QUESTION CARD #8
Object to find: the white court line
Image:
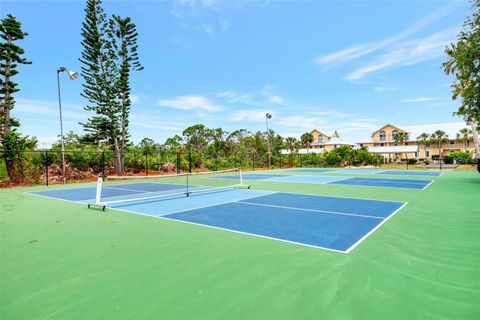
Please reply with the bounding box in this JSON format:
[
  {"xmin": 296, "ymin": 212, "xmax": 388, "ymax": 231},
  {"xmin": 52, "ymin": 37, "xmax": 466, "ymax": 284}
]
[
  {"xmin": 346, "ymin": 178, "xmax": 431, "ymax": 185},
  {"xmin": 27, "ymin": 190, "xmax": 335, "ymax": 254},
  {"xmin": 28, "ymin": 188, "xmax": 345, "ymax": 253},
  {"xmin": 422, "ymin": 180, "xmax": 435, "ymax": 190},
  {"xmin": 236, "ymin": 201, "xmax": 384, "ymax": 220},
  {"xmin": 345, "ymin": 202, "xmax": 408, "ymax": 253},
  {"xmin": 103, "ymin": 186, "xmax": 150, "ymax": 193},
  {"xmin": 109, "ymin": 206, "xmax": 347, "ymax": 254},
  {"xmin": 114, "ymin": 190, "xmax": 274, "ymax": 217},
  {"xmin": 248, "ymin": 187, "xmax": 406, "ymax": 204},
  {"xmin": 25, "ymin": 189, "xmax": 406, "ymax": 253},
  {"xmin": 25, "ymin": 192, "xmax": 86, "ymax": 206},
  {"xmin": 330, "ymin": 180, "xmax": 430, "ymax": 190}
]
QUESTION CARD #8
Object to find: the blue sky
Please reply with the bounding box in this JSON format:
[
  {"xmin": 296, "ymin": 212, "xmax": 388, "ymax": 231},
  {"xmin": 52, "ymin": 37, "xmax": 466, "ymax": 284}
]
[{"xmin": 2, "ymin": 0, "xmax": 471, "ymax": 147}]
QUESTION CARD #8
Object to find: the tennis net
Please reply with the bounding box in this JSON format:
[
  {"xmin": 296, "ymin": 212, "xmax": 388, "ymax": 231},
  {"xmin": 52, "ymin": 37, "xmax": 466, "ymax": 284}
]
[{"xmin": 88, "ymin": 168, "xmax": 249, "ymax": 210}]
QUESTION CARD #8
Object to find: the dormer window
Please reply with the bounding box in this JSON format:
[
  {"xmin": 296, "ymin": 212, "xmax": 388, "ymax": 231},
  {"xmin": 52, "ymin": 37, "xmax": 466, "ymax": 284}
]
[
  {"xmin": 379, "ymin": 131, "xmax": 386, "ymax": 141},
  {"xmin": 317, "ymin": 136, "xmax": 323, "ymax": 143}
]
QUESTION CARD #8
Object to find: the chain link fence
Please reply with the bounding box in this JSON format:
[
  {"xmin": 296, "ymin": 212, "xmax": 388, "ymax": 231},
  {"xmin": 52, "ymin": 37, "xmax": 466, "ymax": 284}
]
[{"xmin": 1, "ymin": 149, "xmax": 317, "ymax": 186}]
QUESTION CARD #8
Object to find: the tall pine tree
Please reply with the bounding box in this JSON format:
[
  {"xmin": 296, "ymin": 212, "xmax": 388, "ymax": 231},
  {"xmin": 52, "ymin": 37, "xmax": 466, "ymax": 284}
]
[
  {"xmin": 79, "ymin": 1, "xmax": 143, "ymax": 173},
  {"xmin": 0, "ymin": 14, "xmax": 36, "ymax": 183},
  {"xmin": 109, "ymin": 15, "xmax": 143, "ymax": 173},
  {"xmin": 0, "ymin": 14, "xmax": 31, "ymax": 135},
  {"xmin": 79, "ymin": 0, "xmax": 122, "ymax": 173}
]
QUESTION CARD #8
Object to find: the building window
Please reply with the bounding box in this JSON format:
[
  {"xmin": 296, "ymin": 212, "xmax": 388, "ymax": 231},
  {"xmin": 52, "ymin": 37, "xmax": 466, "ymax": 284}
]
[
  {"xmin": 317, "ymin": 136, "xmax": 323, "ymax": 144},
  {"xmin": 404, "ymin": 142, "xmax": 408, "ymax": 146},
  {"xmin": 392, "ymin": 130, "xmax": 398, "ymax": 141},
  {"xmin": 426, "ymin": 143, "xmax": 431, "ymax": 147},
  {"xmin": 426, "ymin": 151, "xmax": 430, "ymax": 157},
  {"xmin": 467, "ymin": 141, "xmax": 470, "ymax": 146},
  {"xmin": 379, "ymin": 131, "xmax": 386, "ymax": 141},
  {"xmin": 380, "ymin": 143, "xmax": 384, "ymax": 146},
  {"xmin": 359, "ymin": 143, "xmax": 363, "ymax": 147},
  {"xmin": 414, "ymin": 152, "xmax": 418, "ymax": 158},
  {"xmin": 450, "ymin": 140, "xmax": 455, "ymax": 145}
]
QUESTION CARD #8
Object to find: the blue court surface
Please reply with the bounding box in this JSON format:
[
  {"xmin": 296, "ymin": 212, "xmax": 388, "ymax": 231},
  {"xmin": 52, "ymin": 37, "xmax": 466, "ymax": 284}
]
[
  {"xmin": 291, "ymin": 168, "xmax": 442, "ymax": 177},
  {"xmin": 217, "ymin": 173, "xmax": 433, "ymax": 189},
  {"xmin": 28, "ymin": 185, "xmax": 406, "ymax": 253}
]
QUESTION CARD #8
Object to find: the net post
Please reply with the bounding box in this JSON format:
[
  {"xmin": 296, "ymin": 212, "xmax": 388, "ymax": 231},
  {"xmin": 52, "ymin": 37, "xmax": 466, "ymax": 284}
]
[
  {"xmin": 239, "ymin": 168, "xmax": 243, "ymax": 186},
  {"xmin": 186, "ymin": 172, "xmax": 190, "ymax": 196},
  {"xmin": 95, "ymin": 174, "xmax": 103, "ymax": 205}
]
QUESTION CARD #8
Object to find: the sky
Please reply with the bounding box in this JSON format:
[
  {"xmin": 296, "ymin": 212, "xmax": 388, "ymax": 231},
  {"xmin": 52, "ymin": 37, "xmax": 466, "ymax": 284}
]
[{"xmin": 1, "ymin": 0, "xmax": 472, "ymax": 147}]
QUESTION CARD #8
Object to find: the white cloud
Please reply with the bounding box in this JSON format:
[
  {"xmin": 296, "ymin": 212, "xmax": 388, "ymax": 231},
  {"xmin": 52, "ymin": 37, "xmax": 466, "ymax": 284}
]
[
  {"xmin": 157, "ymin": 95, "xmax": 223, "ymax": 112},
  {"xmin": 307, "ymin": 111, "xmax": 349, "ymax": 118},
  {"xmin": 403, "ymin": 97, "xmax": 438, "ymax": 103},
  {"xmin": 13, "ymin": 99, "xmax": 87, "ymax": 121},
  {"xmin": 316, "ymin": 44, "xmax": 376, "ymax": 66},
  {"xmin": 199, "ymin": 23, "xmax": 214, "ymax": 35},
  {"xmin": 130, "ymin": 112, "xmax": 186, "ymax": 131},
  {"xmin": 267, "ymin": 95, "xmax": 284, "ymax": 104},
  {"xmin": 230, "ymin": 109, "xmax": 273, "ymax": 122},
  {"xmin": 36, "ymin": 136, "xmax": 59, "ymax": 148},
  {"xmin": 346, "ymin": 28, "xmax": 457, "ymax": 81},
  {"xmin": 216, "ymin": 90, "xmax": 258, "ymax": 105},
  {"xmin": 374, "ymin": 86, "xmax": 398, "ymax": 92},
  {"xmin": 315, "ymin": 2, "xmax": 460, "ymax": 66},
  {"xmin": 261, "ymin": 85, "xmax": 286, "ymax": 105},
  {"xmin": 130, "ymin": 94, "xmax": 141, "ymax": 104},
  {"xmin": 276, "ymin": 115, "xmax": 329, "ymax": 130}
]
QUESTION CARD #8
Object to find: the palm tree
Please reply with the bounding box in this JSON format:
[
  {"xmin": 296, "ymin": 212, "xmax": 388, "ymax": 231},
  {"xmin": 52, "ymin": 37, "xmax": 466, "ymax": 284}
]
[
  {"xmin": 300, "ymin": 132, "xmax": 314, "ymax": 152},
  {"xmin": 430, "ymin": 130, "xmax": 449, "ymax": 163},
  {"xmin": 285, "ymin": 137, "xmax": 299, "ymax": 166},
  {"xmin": 456, "ymin": 128, "xmax": 472, "ymax": 152},
  {"xmin": 394, "ymin": 131, "xmax": 410, "ymax": 163},
  {"xmin": 416, "ymin": 133, "xmax": 430, "ymax": 159}
]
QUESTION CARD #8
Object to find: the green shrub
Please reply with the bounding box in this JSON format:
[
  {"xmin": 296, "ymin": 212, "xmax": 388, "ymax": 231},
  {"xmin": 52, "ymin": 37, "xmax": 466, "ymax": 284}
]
[
  {"xmin": 407, "ymin": 158, "xmax": 417, "ymax": 165},
  {"xmin": 324, "ymin": 152, "xmax": 341, "ymax": 166},
  {"xmin": 443, "ymin": 155, "xmax": 454, "ymax": 164},
  {"xmin": 448, "ymin": 151, "xmax": 472, "ymax": 163}
]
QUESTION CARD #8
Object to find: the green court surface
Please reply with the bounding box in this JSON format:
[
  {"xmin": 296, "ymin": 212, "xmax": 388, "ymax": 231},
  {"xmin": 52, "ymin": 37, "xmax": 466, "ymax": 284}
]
[{"xmin": 1, "ymin": 170, "xmax": 479, "ymax": 319}]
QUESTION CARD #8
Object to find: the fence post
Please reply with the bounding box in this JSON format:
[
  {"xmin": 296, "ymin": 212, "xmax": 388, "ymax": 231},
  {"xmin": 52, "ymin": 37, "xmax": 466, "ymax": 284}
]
[
  {"xmin": 145, "ymin": 151, "xmax": 149, "ymax": 177},
  {"xmin": 45, "ymin": 150, "xmax": 49, "ymax": 186},
  {"xmin": 176, "ymin": 152, "xmax": 180, "ymax": 174},
  {"xmin": 188, "ymin": 151, "xmax": 192, "ymax": 173},
  {"xmin": 101, "ymin": 151, "xmax": 105, "ymax": 177}
]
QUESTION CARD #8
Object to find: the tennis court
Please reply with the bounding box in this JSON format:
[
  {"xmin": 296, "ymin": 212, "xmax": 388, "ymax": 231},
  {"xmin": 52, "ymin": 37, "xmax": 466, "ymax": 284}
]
[
  {"xmin": 291, "ymin": 168, "xmax": 443, "ymax": 176},
  {"xmin": 28, "ymin": 170, "xmax": 406, "ymax": 253},
  {"xmin": 4, "ymin": 170, "xmax": 478, "ymax": 320},
  {"xmin": 216, "ymin": 173, "xmax": 433, "ymax": 189}
]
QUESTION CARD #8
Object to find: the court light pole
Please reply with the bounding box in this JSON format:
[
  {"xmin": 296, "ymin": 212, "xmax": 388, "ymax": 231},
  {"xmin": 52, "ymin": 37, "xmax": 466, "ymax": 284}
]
[
  {"xmin": 265, "ymin": 113, "xmax": 272, "ymax": 169},
  {"xmin": 57, "ymin": 67, "xmax": 78, "ymax": 184}
]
